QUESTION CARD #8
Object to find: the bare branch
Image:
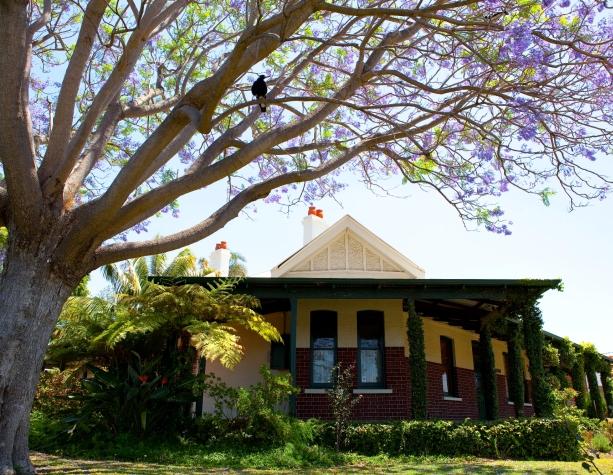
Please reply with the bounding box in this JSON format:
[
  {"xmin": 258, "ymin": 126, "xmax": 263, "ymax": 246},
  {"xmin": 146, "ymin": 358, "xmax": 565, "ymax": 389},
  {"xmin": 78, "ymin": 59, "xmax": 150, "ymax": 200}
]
[
  {"xmin": 38, "ymin": 0, "xmax": 108, "ymax": 191},
  {"xmin": 28, "ymin": 0, "xmax": 52, "ymax": 36},
  {"xmin": 0, "ymin": 1, "xmax": 43, "ymax": 232},
  {"xmin": 92, "ymin": 144, "xmax": 366, "ymax": 267}
]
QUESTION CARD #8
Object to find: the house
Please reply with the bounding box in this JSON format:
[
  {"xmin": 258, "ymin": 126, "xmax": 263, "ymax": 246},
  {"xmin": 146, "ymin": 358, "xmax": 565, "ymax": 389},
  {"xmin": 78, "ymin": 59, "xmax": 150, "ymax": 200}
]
[{"xmin": 186, "ymin": 208, "xmax": 562, "ymax": 420}]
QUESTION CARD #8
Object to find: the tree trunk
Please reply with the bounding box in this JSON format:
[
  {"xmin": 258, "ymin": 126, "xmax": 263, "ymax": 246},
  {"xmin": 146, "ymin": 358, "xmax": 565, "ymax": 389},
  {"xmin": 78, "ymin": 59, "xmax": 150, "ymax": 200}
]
[{"xmin": 0, "ymin": 246, "xmax": 74, "ymax": 475}]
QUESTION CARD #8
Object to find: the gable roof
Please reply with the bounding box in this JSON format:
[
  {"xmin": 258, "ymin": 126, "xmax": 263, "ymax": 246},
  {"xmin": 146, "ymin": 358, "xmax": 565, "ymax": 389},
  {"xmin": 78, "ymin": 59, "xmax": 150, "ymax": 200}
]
[{"xmin": 271, "ymin": 215, "xmax": 425, "ymax": 278}]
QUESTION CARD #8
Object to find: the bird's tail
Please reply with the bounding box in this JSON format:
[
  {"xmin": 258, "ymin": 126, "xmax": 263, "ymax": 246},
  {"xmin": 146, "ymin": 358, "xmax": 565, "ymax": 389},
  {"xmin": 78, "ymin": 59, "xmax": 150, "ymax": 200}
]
[{"xmin": 258, "ymin": 96, "xmax": 266, "ymax": 112}]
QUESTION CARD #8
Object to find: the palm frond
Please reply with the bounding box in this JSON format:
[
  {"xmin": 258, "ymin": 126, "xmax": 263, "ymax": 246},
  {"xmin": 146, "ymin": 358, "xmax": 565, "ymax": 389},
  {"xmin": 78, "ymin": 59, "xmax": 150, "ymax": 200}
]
[
  {"xmin": 148, "ymin": 252, "xmax": 167, "ymax": 276},
  {"xmin": 164, "ymin": 248, "xmax": 197, "ymax": 277}
]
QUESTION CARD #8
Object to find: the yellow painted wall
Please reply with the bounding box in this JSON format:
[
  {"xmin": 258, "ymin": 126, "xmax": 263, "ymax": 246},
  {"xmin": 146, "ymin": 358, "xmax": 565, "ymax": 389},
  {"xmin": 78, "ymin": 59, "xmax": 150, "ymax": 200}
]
[
  {"xmin": 296, "ymin": 299, "xmax": 406, "ymax": 348},
  {"xmin": 203, "ymin": 312, "xmax": 286, "ymax": 387},
  {"xmin": 423, "ymin": 317, "xmax": 477, "ymax": 370}
]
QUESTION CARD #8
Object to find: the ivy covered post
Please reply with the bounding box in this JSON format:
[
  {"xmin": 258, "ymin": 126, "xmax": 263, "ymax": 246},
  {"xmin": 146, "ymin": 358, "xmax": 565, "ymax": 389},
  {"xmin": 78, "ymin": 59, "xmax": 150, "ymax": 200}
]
[
  {"xmin": 583, "ymin": 344, "xmax": 606, "ymax": 419},
  {"xmin": 521, "ymin": 300, "xmax": 554, "ymax": 417},
  {"xmin": 506, "ymin": 322, "xmax": 525, "ymax": 417},
  {"xmin": 479, "ymin": 324, "xmax": 499, "ymax": 420},
  {"xmin": 559, "ymin": 337, "xmax": 589, "ymax": 411},
  {"xmin": 600, "ymin": 366, "xmax": 613, "ymax": 418},
  {"xmin": 407, "ymin": 298, "xmax": 427, "ymax": 419}
]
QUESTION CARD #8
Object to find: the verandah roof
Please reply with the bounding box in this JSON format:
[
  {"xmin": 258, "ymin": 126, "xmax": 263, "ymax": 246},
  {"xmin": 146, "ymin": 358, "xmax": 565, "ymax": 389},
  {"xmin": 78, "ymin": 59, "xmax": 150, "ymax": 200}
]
[{"xmin": 152, "ymin": 276, "xmax": 561, "ymax": 333}]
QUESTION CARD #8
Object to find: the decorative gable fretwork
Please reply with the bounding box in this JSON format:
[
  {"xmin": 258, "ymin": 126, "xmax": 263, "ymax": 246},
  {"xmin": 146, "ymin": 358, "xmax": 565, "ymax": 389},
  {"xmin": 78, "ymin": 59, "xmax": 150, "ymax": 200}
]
[
  {"xmin": 286, "ymin": 230, "xmax": 405, "ymax": 277},
  {"xmin": 271, "ymin": 214, "xmax": 425, "ymax": 279}
]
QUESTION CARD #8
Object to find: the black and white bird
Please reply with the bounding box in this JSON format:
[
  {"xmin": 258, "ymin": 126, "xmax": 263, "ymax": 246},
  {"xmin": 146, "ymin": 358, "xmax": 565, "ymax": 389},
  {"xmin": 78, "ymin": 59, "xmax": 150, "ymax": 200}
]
[{"xmin": 251, "ymin": 75, "xmax": 267, "ymax": 112}]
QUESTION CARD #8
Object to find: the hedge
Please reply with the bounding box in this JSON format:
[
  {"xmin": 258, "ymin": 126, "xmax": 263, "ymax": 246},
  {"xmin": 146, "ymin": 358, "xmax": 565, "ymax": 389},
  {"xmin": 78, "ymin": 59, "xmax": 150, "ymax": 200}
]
[{"xmin": 314, "ymin": 418, "xmax": 581, "ymax": 461}]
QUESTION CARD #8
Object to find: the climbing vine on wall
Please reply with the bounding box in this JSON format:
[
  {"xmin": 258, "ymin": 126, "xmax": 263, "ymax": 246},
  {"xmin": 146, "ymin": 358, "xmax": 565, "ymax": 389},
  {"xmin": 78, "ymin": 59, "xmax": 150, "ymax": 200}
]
[
  {"xmin": 479, "ymin": 325, "xmax": 499, "ymax": 420},
  {"xmin": 600, "ymin": 366, "xmax": 613, "ymax": 418},
  {"xmin": 521, "ymin": 299, "xmax": 554, "ymax": 417},
  {"xmin": 407, "ymin": 299, "xmax": 427, "ymax": 419},
  {"xmin": 582, "ymin": 343, "xmax": 607, "ymax": 419},
  {"xmin": 506, "ymin": 322, "xmax": 525, "ymax": 417}
]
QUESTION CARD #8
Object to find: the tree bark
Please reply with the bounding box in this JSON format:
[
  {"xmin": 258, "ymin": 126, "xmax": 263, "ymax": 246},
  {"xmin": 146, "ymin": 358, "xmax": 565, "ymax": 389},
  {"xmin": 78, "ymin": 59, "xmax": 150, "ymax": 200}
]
[{"xmin": 0, "ymin": 246, "xmax": 74, "ymax": 475}]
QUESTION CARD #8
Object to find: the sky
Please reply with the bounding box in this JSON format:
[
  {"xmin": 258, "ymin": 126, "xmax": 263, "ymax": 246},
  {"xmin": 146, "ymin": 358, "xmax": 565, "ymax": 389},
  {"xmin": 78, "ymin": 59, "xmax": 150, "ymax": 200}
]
[{"xmin": 89, "ymin": 167, "xmax": 613, "ymax": 355}]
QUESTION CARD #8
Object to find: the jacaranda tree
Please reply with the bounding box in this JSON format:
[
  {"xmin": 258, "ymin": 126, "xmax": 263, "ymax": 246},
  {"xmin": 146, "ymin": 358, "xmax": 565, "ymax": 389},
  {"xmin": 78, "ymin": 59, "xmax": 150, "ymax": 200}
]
[{"xmin": 0, "ymin": 0, "xmax": 611, "ymax": 472}]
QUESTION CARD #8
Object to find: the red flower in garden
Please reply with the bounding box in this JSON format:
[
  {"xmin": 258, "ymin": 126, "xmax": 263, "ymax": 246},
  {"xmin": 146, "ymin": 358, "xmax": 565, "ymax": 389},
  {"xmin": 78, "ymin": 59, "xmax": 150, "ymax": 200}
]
[
  {"xmin": 161, "ymin": 376, "xmax": 168, "ymax": 386},
  {"xmin": 137, "ymin": 374, "xmax": 149, "ymax": 384}
]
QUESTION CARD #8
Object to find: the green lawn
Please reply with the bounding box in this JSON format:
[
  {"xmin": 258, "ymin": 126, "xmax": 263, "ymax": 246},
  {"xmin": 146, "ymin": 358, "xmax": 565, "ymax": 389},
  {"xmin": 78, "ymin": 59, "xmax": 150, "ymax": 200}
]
[{"xmin": 31, "ymin": 452, "xmax": 613, "ymax": 474}]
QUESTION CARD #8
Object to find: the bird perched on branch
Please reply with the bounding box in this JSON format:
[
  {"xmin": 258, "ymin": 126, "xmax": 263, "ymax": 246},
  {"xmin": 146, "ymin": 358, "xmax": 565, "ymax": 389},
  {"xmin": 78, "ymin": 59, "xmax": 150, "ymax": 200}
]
[{"xmin": 251, "ymin": 75, "xmax": 267, "ymax": 112}]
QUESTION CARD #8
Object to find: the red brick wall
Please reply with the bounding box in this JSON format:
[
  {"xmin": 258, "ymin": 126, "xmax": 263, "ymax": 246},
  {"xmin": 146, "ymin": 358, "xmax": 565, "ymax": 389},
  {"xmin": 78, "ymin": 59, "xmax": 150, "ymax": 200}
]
[
  {"xmin": 426, "ymin": 362, "xmax": 480, "ymax": 420},
  {"xmin": 295, "ymin": 348, "xmax": 534, "ymax": 420},
  {"xmin": 296, "ymin": 347, "xmax": 410, "ymax": 420}
]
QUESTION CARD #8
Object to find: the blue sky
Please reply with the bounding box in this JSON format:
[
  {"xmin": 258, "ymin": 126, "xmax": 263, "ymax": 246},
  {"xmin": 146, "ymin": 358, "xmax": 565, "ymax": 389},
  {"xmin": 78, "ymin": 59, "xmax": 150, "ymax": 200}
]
[{"xmin": 90, "ymin": 166, "xmax": 613, "ymax": 354}]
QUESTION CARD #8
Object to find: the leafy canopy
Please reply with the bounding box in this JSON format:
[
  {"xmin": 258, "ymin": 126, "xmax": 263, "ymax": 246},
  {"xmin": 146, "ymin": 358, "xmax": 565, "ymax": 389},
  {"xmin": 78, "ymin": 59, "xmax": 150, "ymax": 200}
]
[{"xmin": 1, "ymin": 0, "xmax": 610, "ymax": 275}]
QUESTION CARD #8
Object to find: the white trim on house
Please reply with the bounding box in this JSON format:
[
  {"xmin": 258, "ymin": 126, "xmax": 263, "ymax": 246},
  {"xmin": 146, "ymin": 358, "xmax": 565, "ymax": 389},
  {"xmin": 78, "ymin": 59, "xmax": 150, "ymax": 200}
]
[
  {"xmin": 353, "ymin": 388, "xmax": 393, "ymax": 394},
  {"xmin": 271, "ymin": 215, "xmax": 425, "ymax": 279}
]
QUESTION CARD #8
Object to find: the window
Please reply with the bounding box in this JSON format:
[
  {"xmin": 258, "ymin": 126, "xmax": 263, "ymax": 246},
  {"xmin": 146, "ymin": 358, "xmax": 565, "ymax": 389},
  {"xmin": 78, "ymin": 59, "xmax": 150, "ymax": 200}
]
[
  {"xmin": 270, "ymin": 333, "xmax": 290, "ymax": 370},
  {"xmin": 440, "ymin": 336, "xmax": 459, "ymax": 397},
  {"xmin": 311, "ymin": 311, "xmax": 337, "ymax": 386},
  {"xmin": 357, "ymin": 311, "xmax": 385, "ymax": 387}
]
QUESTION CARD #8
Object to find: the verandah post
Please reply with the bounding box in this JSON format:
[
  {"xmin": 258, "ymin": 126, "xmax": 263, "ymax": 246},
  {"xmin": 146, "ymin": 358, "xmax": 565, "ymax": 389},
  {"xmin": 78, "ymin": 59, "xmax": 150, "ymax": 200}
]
[
  {"xmin": 407, "ymin": 297, "xmax": 427, "ymax": 419},
  {"xmin": 479, "ymin": 323, "xmax": 499, "ymax": 420},
  {"xmin": 289, "ymin": 296, "xmax": 298, "ymax": 417},
  {"xmin": 522, "ymin": 300, "xmax": 554, "ymax": 417},
  {"xmin": 506, "ymin": 322, "xmax": 525, "ymax": 417}
]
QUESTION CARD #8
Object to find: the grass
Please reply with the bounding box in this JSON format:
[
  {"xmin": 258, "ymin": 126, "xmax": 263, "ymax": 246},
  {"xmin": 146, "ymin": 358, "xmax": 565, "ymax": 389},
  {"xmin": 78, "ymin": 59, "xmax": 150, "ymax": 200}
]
[{"xmin": 30, "ymin": 451, "xmax": 613, "ymax": 474}]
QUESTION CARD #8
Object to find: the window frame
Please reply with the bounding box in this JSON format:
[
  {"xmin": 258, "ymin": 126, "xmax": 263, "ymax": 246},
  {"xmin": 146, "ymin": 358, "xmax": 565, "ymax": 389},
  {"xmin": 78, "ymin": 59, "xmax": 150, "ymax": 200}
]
[
  {"xmin": 356, "ymin": 310, "xmax": 386, "ymax": 389},
  {"xmin": 270, "ymin": 333, "xmax": 290, "ymax": 370},
  {"xmin": 310, "ymin": 310, "xmax": 338, "ymax": 388},
  {"xmin": 440, "ymin": 336, "xmax": 459, "ymax": 398}
]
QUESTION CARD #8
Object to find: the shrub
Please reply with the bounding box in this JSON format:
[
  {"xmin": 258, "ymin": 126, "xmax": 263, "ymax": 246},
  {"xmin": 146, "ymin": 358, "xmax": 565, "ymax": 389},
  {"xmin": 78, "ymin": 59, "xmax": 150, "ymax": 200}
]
[
  {"xmin": 591, "ymin": 433, "xmax": 612, "ymax": 453},
  {"xmin": 33, "ymin": 368, "xmax": 83, "ymax": 417},
  {"xmin": 328, "ymin": 364, "xmax": 361, "ymax": 451},
  {"xmin": 313, "ymin": 418, "xmax": 582, "ymax": 460},
  {"xmin": 195, "ymin": 365, "xmax": 303, "ymax": 447}
]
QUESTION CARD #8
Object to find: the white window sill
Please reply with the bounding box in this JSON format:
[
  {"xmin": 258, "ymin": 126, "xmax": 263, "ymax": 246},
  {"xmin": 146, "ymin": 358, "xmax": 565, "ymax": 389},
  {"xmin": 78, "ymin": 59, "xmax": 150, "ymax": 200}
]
[
  {"xmin": 507, "ymin": 401, "xmax": 533, "ymax": 406},
  {"xmin": 443, "ymin": 396, "xmax": 463, "ymax": 402},
  {"xmin": 304, "ymin": 388, "xmax": 327, "ymax": 394},
  {"xmin": 353, "ymin": 388, "xmax": 393, "ymax": 394}
]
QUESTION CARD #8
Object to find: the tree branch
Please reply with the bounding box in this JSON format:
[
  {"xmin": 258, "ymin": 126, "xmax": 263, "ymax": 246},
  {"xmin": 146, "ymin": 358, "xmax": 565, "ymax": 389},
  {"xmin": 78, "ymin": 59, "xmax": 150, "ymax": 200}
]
[
  {"xmin": 28, "ymin": 0, "xmax": 52, "ymax": 36},
  {"xmin": 38, "ymin": 0, "xmax": 108, "ymax": 192},
  {"xmin": 92, "ymin": 144, "xmax": 366, "ymax": 267},
  {"xmin": 0, "ymin": 1, "xmax": 43, "ymax": 233},
  {"xmin": 69, "ymin": 0, "xmax": 319, "ymax": 243}
]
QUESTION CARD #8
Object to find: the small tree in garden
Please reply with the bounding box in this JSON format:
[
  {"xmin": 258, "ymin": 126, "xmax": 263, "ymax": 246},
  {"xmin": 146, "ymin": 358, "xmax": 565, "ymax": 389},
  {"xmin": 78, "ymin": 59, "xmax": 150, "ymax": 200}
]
[
  {"xmin": 328, "ymin": 364, "xmax": 361, "ymax": 451},
  {"xmin": 1, "ymin": 0, "xmax": 612, "ymax": 470}
]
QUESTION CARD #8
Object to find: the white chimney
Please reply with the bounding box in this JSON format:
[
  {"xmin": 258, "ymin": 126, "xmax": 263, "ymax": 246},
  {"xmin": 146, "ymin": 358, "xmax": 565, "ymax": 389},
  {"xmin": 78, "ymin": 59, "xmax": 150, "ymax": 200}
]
[
  {"xmin": 302, "ymin": 206, "xmax": 327, "ymax": 245},
  {"xmin": 209, "ymin": 241, "xmax": 231, "ymax": 276}
]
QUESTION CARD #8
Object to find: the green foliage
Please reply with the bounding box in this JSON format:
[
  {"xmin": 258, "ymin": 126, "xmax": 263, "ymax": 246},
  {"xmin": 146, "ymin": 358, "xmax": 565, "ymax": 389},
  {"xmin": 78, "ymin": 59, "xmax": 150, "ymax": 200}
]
[
  {"xmin": 582, "ymin": 343, "xmax": 606, "ymax": 419},
  {"xmin": 543, "ymin": 342, "xmax": 561, "ymax": 368},
  {"xmin": 71, "ymin": 275, "xmax": 91, "ymax": 296},
  {"xmin": 407, "ymin": 301, "xmax": 426, "ymax": 419},
  {"xmin": 100, "ymin": 281, "xmax": 279, "ymax": 368},
  {"xmin": 328, "ymin": 364, "xmax": 361, "ymax": 451},
  {"xmin": 228, "ymin": 252, "xmax": 248, "ymax": 277},
  {"xmin": 521, "ymin": 300, "xmax": 554, "ymax": 417},
  {"xmin": 591, "ymin": 433, "xmax": 611, "ymax": 453},
  {"xmin": 33, "ymin": 368, "xmax": 83, "ymax": 417},
  {"xmin": 0, "ymin": 226, "xmax": 7, "ymax": 249},
  {"xmin": 506, "ymin": 324, "xmax": 525, "ymax": 417},
  {"xmin": 552, "ymin": 388, "xmax": 586, "ymax": 420},
  {"xmin": 479, "ymin": 326, "xmax": 499, "ymax": 420},
  {"xmin": 314, "ymin": 418, "xmax": 582, "ymax": 460},
  {"xmin": 68, "ymin": 354, "xmax": 197, "ymax": 436},
  {"xmin": 196, "ymin": 366, "xmax": 303, "ymax": 447},
  {"xmin": 572, "ymin": 352, "xmax": 590, "ymax": 412},
  {"xmin": 601, "ymin": 369, "xmax": 613, "ymax": 418}
]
